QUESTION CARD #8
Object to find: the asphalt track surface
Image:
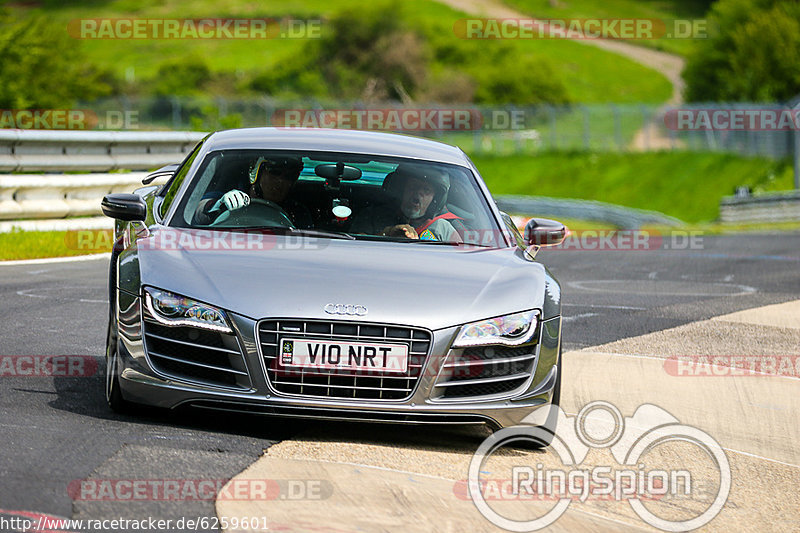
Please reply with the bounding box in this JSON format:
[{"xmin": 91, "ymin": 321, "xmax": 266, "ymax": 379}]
[{"xmin": 0, "ymin": 233, "xmax": 798, "ymax": 530}]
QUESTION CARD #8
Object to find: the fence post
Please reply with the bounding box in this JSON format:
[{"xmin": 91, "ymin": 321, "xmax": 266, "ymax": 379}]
[
  {"xmin": 582, "ymin": 106, "xmax": 591, "ymax": 150},
  {"xmin": 794, "ymin": 128, "xmax": 800, "ymax": 190},
  {"xmin": 171, "ymin": 97, "xmax": 181, "ymax": 130},
  {"xmin": 794, "ymin": 103, "xmax": 800, "ymax": 190}
]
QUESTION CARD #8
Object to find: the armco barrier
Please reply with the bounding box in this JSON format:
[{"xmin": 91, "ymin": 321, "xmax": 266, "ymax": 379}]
[
  {"xmin": 0, "ymin": 130, "xmax": 204, "ymax": 222},
  {"xmin": 0, "ymin": 130, "xmax": 683, "ymax": 228},
  {"xmin": 0, "ymin": 173, "xmax": 150, "ymax": 220},
  {"xmin": 720, "ymin": 191, "xmax": 800, "ymax": 224},
  {"xmin": 0, "ymin": 130, "xmax": 205, "ymax": 172},
  {"xmin": 494, "ymin": 195, "xmax": 683, "ymax": 228}
]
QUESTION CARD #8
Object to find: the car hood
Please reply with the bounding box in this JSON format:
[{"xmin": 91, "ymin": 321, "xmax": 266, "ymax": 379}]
[{"xmin": 135, "ymin": 228, "xmax": 546, "ymax": 330}]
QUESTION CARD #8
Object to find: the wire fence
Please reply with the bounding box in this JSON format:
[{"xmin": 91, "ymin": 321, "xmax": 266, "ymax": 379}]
[{"xmin": 37, "ymin": 96, "xmax": 800, "ymax": 161}]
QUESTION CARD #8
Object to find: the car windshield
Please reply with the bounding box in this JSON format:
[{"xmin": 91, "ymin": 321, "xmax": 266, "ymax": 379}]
[{"xmin": 170, "ymin": 149, "xmax": 504, "ymax": 247}]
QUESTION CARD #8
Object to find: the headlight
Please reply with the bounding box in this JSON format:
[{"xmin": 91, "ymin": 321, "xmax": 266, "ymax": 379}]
[
  {"xmin": 452, "ymin": 310, "xmax": 539, "ymax": 347},
  {"xmin": 143, "ymin": 287, "xmax": 232, "ymax": 333}
]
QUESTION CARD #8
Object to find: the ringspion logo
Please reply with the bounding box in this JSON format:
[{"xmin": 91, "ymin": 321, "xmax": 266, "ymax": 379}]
[{"xmin": 468, "ymin": 401, "xmax": 730, "ymax": 531}]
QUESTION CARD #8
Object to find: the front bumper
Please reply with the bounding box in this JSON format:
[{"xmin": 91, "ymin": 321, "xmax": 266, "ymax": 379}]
[{"xmin": 116, "ymin": 296, "xmax": 562, "ymax": 430}]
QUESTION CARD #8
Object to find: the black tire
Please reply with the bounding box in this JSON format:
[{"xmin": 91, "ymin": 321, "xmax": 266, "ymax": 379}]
[
  {"xmin": 105, "ymin": 320, "xmax": 136, "ymax": 414},
  {"xmin": 507, "ymin": 347, "xmax": 562, "ymax": 450},
  {"xmin": 550, "ymin": 347, "xmax": 562, "ymax": 407}
]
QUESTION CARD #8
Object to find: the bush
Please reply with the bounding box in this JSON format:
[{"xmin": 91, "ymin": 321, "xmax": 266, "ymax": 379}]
[
  {"xmin": 254, "ymin": 2, "xmax": 429, "ymax": 101},
  {"xmin": 250, "ymin": 2, "xmax": 571, "ymax": 105},
  {"xmin": 151, "ymin": 56, "xmax": 212, "ymax": 97},
  {"xmin": 684, "ymin": 0, "xmax": 800, "ymax": 102},
  {"xmin": 468, "ymin": 49, "xmax": 571, "ymax": 105},
  {"xmin": 0, "ymin": 12, "xmax": 114, "ymax": 108}
]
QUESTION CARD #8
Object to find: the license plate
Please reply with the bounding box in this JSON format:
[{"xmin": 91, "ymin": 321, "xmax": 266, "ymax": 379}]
[{"xmin": 279, "ymin": 338, "xmax": 408, "ymax": 373}]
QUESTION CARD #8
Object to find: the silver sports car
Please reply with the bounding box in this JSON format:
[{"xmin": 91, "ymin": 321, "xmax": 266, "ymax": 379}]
[{"xmin": 101, "ymin": 127, "xmax": 565, "ymax": 433}]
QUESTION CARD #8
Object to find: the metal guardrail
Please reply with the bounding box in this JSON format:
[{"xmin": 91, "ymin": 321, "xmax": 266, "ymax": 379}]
[
  {"xmin": 0, "ymin": 173, "xmax": 151, "ymax": 220},
  {"xmin": 0, "ymin": 130, "xmax": 683, "ymax": 228},
  {"xmin": 720, "ymin": 191, "xmax": 800, "ymax": 224},
  {"xmin": 495, "ymin": 195, "xmax": 683, "ymax": 228},
  {"xmin": 0, "ymin": 130, "xmax": 205, "ymax": 172}
]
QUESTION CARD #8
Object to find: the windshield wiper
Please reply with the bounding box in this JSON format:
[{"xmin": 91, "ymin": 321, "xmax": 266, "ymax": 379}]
[
  {"xmin": 226, "ymin": 226, "xmax": 356, "ymax": 240},
  {"xmin": 290, "ymin": 228, "xmax": 356, "ymax": 240},
  {"xmin": 408, "ymin": 240, "xmax": 466, "ymax": 246},
  {"xmin": 351, "ymin": 234, "xmax": 490, "ymax": 247}
]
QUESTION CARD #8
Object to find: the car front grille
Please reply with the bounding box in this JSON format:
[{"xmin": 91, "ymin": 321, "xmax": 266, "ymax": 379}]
[
  {"xmin": 258, "ymin": 319, "xmax": 431, "ymax": 401},
  {"xmin": 435, "ymin": 344, "xmax": 538, "ymax": 399},
  {"xmin": 142, "ymin": 317, "xmax": 249, "ymax": 389}
]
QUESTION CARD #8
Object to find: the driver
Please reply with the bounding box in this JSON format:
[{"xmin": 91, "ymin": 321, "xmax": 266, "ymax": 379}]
[
  {"xmin": 194, "ymin": 156, "xmax": 312, "ymax": 227},
  {"xmin": 350, "ymin": 162, "xmax": 461, "ymax": 242}
]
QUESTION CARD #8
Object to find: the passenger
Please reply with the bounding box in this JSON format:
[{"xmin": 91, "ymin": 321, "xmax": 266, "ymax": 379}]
[
  {"xmin": 194, "ymin": 156, "xmax": 312, "ymax": 227},
  {"xmin": 350, "ymin": 162, "xmax": 462, "ymax": 242}
]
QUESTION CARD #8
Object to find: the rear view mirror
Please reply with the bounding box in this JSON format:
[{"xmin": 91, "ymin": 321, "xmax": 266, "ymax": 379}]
[
  {"xmin": 524, "ymin": 218, "xmax": 566, "ymax": 246},
  {"xmin": 101, "ymin": 193, "xmax": 147, "ymax": 221},
  {"xmin": 315, "ymin": 163, "xmax": 362, "ymax": 181}
]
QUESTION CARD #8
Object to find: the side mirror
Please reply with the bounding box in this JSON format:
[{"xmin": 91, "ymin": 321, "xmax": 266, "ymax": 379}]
[
  {"xmin": 524, "ymin": 218, "xmax": 566, "ymax": 246},
  {"xmin": 142, "ymin": 163, "xmax": 179, "ymax": 185},
  {"xmin": 101, "ymin": 193, "xmax": 147, "ymax": 221}
]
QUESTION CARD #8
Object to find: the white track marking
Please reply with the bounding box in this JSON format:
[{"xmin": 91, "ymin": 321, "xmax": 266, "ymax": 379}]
[
  {"xmin": 563, "ymin": 303, "xmax": 646, "ymax": 310},
  {"xmin": 0, "ymin": 253, "xmax": 109, "ymax": 266},
  {"xmin": 563, "ymin": 313, "xmax": 599, "ymax": 322},
  {"xmin": 16, "ymin": 287, "xmax": 104, "ymax": 300},
  {"xmin": 568, "ymin": 279, "xmax": 757, "ymax": 296}
]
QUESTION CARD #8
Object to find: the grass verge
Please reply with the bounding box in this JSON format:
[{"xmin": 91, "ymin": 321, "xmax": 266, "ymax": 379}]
[
  {"xmin": 13, "ymin": 0, "xmax": 672, "ymax": 104},
  {"xmin": 0, "ymin": 229, "xmax": 111, "ymax": 261},
  {"xmin": 472, "ymin": 151, "xmax": 795, "ymax": 223}
]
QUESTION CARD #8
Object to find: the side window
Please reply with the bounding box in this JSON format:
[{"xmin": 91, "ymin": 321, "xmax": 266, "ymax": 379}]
[{"xmin": 159, "ymin": 140, "xmax": 204, "ymax": 219}]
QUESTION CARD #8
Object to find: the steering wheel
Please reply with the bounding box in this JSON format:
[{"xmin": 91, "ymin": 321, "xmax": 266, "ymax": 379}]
[{"xmin": 210, "ymin": 198, "xmax": 295, "ymax": 228}]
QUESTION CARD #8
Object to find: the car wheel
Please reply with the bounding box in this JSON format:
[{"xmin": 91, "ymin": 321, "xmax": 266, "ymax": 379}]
[
  {"xmin": 535, "ymin": 347, "xmax": 562, "ymax": 447},
  {"xmin": 508, "ymin": 347, "xmax": 562, "ymax": 450},
  {"xmin": 105, "ymin": 320, "xmax": 134, "ymax": 414},
  {"xmin": 550, "ymin": 347, "xmax": 562, "ymax": 408}
]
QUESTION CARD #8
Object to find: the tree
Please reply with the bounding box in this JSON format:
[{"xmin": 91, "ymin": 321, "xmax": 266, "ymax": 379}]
[
  {"xmin": 684, "ymin": 0, "xmax": 800, "ymax": 102},
  {"xmin": 0, "ymin": 13, "xmax": 114, "ymax": 109}
]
